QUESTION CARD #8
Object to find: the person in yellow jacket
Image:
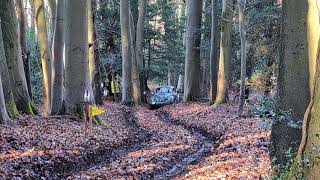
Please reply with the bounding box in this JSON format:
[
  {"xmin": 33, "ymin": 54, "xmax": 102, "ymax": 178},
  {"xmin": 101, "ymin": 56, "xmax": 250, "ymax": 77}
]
[{"xmin": 111, "ymin": 75, "xmax": 121, "ymax": 101}]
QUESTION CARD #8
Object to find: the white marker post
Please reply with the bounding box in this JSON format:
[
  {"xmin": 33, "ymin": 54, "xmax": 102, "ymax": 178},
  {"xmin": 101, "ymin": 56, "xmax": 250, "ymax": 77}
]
[{"xmin": 83, "ymin": 90, "xmax": 92, "ymax": 137}]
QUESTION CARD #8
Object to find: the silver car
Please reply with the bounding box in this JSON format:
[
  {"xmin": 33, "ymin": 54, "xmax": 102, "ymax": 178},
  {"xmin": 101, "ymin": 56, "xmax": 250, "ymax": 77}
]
[{"xmin": 150, "ymin": 86, "xmax": 178, "ymax": 107}]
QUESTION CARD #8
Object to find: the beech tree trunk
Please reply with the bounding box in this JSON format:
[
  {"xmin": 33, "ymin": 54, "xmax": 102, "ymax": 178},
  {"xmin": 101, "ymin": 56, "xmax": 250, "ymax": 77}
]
[
  {"xmin": 237, "ymin": 0, "xmax": 246, "ymax": 117},
  {"xmin": 88, "ymin": 0, "xmax": 95, "ymax": 82},
  {"xmin": 295, "ymin": 0, "xmax": 320, "ymax": 178},
  {"xmin": 0, "ymin": 20, "xmax": 19, "ymax": 119},
  {"xmin": 214, "ymin": 0, "xmax": 233, "ymax": 105},
  {"xmin": 183, "ymin": 0, "xmax": 203, "ymax": 101},
  {"xmin": 34, "ymin": 0, "xmax": 52, "ymax": 116},
  {"xmin": 209, "ymin": 0, "xmax": 219, "ymax": 102},
  {"xmin": 270, "ymin": 0, "xmax": 309, "ymax": 166},
  {"xmin": 299, "ymin": 43, "xmax": 320, "ymax": 179},
  {"xmin": 136, "ymin": 0, "xmax": 146, "ymax": 96},
  {"xmin": 0, "ymin": 72, "xmax": 10, "ymax": 125},
  {"xmin": 64, "ymin": 0, "xmax": 89, "ymax": 114},
  {"xmin": 16, "ymin": 0, "xmax": 32, "ymax": 100},
  {"xmin": 130, "ymin": 10, "xmax": 142, "ymax": 106},
  {"xmin": 51, "ymin": 0, "xmax": 65, "ymax": 115},
  {"xmin": 120, "ymin": 0, "xmax": 133, "ymax": 105},
  {"xmin": 48, "ymin": 0, "xmax": 56, "ymax": 40},
  {"xmin": 0, "ymin": 0, "xmax": 33, "ymax": 114},
  {"xmin": 92, "ymin": 0, "xmax": 103, "ymax": 105}
]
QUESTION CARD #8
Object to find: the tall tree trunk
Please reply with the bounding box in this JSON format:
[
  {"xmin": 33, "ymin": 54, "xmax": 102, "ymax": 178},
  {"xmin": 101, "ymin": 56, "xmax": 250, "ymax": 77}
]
[
  {"xmin": 120, "ymin": 0, "xmax": 133, "ymax": 105},
  {"xmin": 183, "ymin": 0, "xmax": 203, "ymax": 101},
  {"xmin": 88, "ymin": 0, "xmax": 95, "ymax": 82},
  {"xmin": 48, "ymin": 0, "xmax": 56, "ymax": 42},
  {"xmin": 270, "ymin": 0, "xmax": 309, "ymax": 166},
  {"xmin": 0, "ymin": 19, "xmax": 11, "ymax": 124},
  {"xmin": 51, "ymin": 0, "xmax": 65, "ymax": 115},
  {"xmin": 0, "ymin": 0, "xmax": 33, "ymax": 114},
  {"xmin": 299, "ymin": 42, "xmax": 320, "ymax": 179},
  {"xmin": 295, "ymin": 0, "xmax": 320, "ymax": 178},
  {"xmin": 28, "ymin": 0, "xmax": 36, "ymax": 33},
  {"xmin": 92, "ymin": 0, "xmax": 103, "ymax": 105},
  {"xmin": 64, "ymin": 0, "xmax": 89, "ymax": 114},
  {"xmin": 0, "ymin": 20, "xmax": 19, "ymax": 119},
  {"xmin": 16, "ymin": 0, "xmax": 32, "ymax": 100},
  {"xmin": 209, "ymin": 0, "xmax": 219, "ymax": 103},
  {"xmin": 136, "ymin": 0, "xmax": 146, "ymax": 96},
  {"xmin": 34, "ymin": 0, "xmax": 52, "ymax": 116},
  {"xmin": 214, "ymin": 0, "xmax": 233, "ymax": 105},
  {"xmin": 0, "ymin": 72, "xmax": 10, "ymax": 125},
  {"xmin": 237, "ymin": 0, "xmax": 246, "ymax": 117},
  {"xmin": 129, "ymin": 10, "xmax": 141, "ymax": 106}
]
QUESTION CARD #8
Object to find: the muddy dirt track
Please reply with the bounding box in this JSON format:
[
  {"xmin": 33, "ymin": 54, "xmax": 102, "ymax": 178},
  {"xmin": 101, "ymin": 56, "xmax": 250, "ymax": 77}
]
[{"xmin": 0, "ymin": 101, "xmax": 272, "ymax": 179}]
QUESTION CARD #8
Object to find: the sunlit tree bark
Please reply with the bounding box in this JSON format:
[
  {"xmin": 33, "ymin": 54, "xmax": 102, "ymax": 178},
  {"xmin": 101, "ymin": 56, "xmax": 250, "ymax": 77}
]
[
  {"xmin": 214, "ymin": 0, "xmax": 233, "ymax": 106},
  {"xmin": 34, "ymin": 0, "xmax": 52, "ymax": 116}
]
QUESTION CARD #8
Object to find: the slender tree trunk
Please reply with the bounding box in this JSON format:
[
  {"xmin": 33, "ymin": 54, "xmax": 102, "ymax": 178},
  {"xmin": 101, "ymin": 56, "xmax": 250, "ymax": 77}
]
[
  {"xmin": 0, "ymin": 72, "xmax": 10, "ymax": 125},
  {"xmin": 51, "ymin": 0, "xmax": 65, "ymax": 115},
  {"xmin": 214, "ymin": 0, "xmax": 233, "ymax": 105},
  {"xmin": 129, "ymin": 10, "xmax": 141, "ymax": 106},
  {"xmin": 136, "ymin": 0, "xmax": 146, "ymax": 96},
  {"xmin": 0, "ymin": 0, "xmax": 33, "ymax": 114},
  {"xmin": 34, "ymin": 0, "xmax": 52, "ymax": 116},
  {"xmin": 120, "ymin": 0, "xmax": 133, "ymax": 105},
  {"xmin": 295, "ymin": 0, "xmax": 320, "ymax": 178},
  {"xmin": 16, "ymin": 0, "xmax": 32, "ymax": 100},
  {"xmin": 237, "ymin": 0, "xmax": 246, "ymax": 117},
  {"xmin": 92, "ymin": 0, "xmax": 103, "ymax": 105},
  {"xmin": 65, "ymin": 0, "xmax": 89, "ymax": 114},
  {"xmin": 270, "ymin": 0, "xmax": 309, "ymax": 166},
  {"xmin": 88, "ymin": 0, "xmax": 95, "ymax": 82},
  {"xmin": 209, "ymin": 0, "xmax": 219, "ymax": 103},
  {"xmin": 183, "ymin": 0, "xmax": 203, "ymax": 101},
  {"xmin": 48, "ymin": 0, "xmax": 56, "ymax": 42},
  {"xmin": 0, "ymin": 20, "xmax": 19, "ymax": 119}
]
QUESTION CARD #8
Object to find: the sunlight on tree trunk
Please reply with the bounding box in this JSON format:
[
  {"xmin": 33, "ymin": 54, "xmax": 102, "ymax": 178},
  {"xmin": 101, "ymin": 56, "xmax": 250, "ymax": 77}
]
[
  {"xmin": 34, "ymin": 0, "xmax": 52, "ymax": 116},
  {"xmin": 214, "ymin": 0, "xmax": 233, "ymax": 106}
]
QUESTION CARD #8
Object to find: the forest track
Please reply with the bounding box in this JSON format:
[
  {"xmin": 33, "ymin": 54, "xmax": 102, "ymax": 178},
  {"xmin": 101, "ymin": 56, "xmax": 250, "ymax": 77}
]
[
  {"xmin": 154, "ymin": 110, "xmax": 216, "ymax": 179},
  {"xmin": 68, "ymin": 106, "xmax": 219, "ymax": 179},
  {"xmin": 61, "ymin": 109, "xmax": 152, "ymax": 179}
]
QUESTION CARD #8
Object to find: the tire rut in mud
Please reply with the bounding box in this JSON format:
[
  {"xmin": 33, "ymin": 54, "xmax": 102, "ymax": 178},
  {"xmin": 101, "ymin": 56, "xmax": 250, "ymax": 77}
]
[
  {"xmin": 61, "ymin": 108, "xmax": 152, "ymax": 179},
  {"xmin": 154, "ymin": 110, "xmax": 217, "ymax": 179}
]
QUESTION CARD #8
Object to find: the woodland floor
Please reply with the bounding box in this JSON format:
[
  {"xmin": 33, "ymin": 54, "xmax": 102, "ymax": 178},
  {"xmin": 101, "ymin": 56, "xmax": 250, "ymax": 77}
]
[{"xmin": 0, "ymin": 99, "xmax": 272, "ymax": 179}]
